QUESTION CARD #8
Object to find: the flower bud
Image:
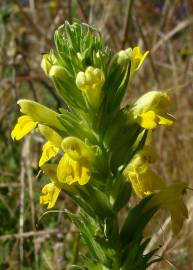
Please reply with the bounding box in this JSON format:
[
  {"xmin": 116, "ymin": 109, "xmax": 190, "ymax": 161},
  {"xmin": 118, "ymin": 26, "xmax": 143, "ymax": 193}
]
[
  {"xmin": 117, "ymin": 50, "xmax": 131, "ymax": 65},
  {"xmin": 49, "ymin": 65, "xmax": 66, "ymax": 80},
  {"xmin": 76, "ymin": 66, "xmax": 105, "ymax": 109},
  {"xmin": 41, "ymin": 54, "xmax": 52, "ymax": 75}
]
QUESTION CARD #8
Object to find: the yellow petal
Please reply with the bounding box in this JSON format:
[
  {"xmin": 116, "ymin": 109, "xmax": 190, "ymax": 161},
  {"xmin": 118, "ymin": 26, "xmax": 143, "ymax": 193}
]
[
  {"xmin": 137, "ymin": 110, "xmax": 158, "ymax": 129},
  {"xmin": 11, "ymin": 115, "xmax": 37, "ymax": 140},
  {"xmin": 133, "ymin": 47, "xmax": 149, "ymax": 70},
  {"xmin": 157, "ymin": 113, "xmax": 175, "ymax": 127},
  {"xmin": 170, "ymin": 200, "xmax": 188, "ymax": 234},
  {"xmin": 137, "ymin": 110, "xmax": 175, "ymax": 129},
  {"xmin": 40, "ymin": 182, "xmax": 61, "ymax": 208},
  {"xmin": 57, "ymin": 154, "xmax": 91, "ymax": 185},
  {"xmin": 77, "ymin": 164, "xmax": 91, "ymax": 185},
  {"xmin": 39, "ymin": 141, "xmax": 59, "ymax": 167},
  {"xmin": 128, "ymin": 171, "xmax": 145, "ymax": 198}
]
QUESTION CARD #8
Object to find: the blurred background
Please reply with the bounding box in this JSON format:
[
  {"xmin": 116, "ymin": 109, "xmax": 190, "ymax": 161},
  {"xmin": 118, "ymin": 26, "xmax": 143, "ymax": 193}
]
[{"xmin": 0, "ymin": 0, "xmax": 193, "ymax": 269}]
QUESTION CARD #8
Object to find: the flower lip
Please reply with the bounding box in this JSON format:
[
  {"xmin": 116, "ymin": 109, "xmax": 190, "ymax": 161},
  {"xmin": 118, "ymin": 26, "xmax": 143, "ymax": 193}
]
[
  {"xmin": 40, "ymin": 182, "xmax": 61, "ymax": 209},
  {"xmin": 11, "ymin": 115, "xmax": 37, "ymax": 140}
]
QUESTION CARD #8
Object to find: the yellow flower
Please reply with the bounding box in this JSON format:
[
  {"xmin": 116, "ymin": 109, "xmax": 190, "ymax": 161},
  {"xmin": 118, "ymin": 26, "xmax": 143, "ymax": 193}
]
[
  {"xmin": 57, "ymin": 153, "xmax": 91, "ymax": 185},
  {"xmin": 57, "ymin": 137, "xmax": 93, "ymax": 185},
  {"xmin": 40, "ymin": 182, "xmax": 61, "ymax": 208},
  {"xmin": 117, "ymin": 46, "xmax": 149, "ymax": 77},
  {"xmin": 18, "ymin": 99, "xmax": 64, "ymax": 130},
  {"xmin": 39, "ymin": 141, "xmax": 59, "ymax": 167},
  {"xmin": 125, "ymin": 147, "xmax": 166, "ymax": 198},
  {"xmin": 11, "ymin": 115, "xmax": 37, "ymax": 140},
  {"xmin": 38, "ymin": 124, "xmax": 63, "ymax": 167},
  {"xmin": 76, "ymin": 66, "xmax": 105, "ymax": 109},
  {"xmin": 149, "ymin": 183, "xmax": 188, "ymax": 234},
  {"xmin": 40, "ymin": 164, "xmax": 77, "ymax": 209},
  {"xmin": 138, "ymin": 110, "xmax": 174, "ymax": 129},
  {"xmin": 130, "ymin": 47, "xmax": 149, "ymax": 72},
  {"xmin": 128, "ymin": 91, "xmax": 175, "ymax": 130},
  {"xmin": 128, "ymin": 167, "xmax": 166, "ymax": 198},
  {"xmin": 11, "ymin": 100, "xmax": 64, "ymax": 141}
]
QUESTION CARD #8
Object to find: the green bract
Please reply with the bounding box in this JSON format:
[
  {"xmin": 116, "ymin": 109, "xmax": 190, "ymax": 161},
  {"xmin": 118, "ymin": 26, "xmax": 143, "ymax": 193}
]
[{"xmin": 11, "ymin": 22, "xmax": 188, "ymax": 270}]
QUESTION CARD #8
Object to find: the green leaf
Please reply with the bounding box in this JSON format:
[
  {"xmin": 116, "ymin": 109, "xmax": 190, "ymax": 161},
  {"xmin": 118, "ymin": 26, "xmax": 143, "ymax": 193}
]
[
  {"xmin": 120, "ymin": 235, "xmax": 161, "ymax": 270},
  {"xmin": 58, "ymin": 112, "xmax": 98, "ymax": 144},
  {"xmin": 120, "ymin": 196, "xmax": 157, "ymax": 246},
  {"xmin": 66, "ymin": 210, "xmax": 109, "ymax": 266},
  {"xmin": 78, "ymin": 185, "xmax": 113, "ymax": 218},
  {"xmin": 83, "ymin": 257, "xmax": 111, "ymax": 270},
  {"xmin": 104, "ymin": 56, "xmax": 131, "ymax": 112},
  {"xmin": 53, "ymin": 78, "xmax": 86, "ymax": 110},
  {"xmin": 112, "ymin": 175, "xmax": 132, "ymax": 212}
]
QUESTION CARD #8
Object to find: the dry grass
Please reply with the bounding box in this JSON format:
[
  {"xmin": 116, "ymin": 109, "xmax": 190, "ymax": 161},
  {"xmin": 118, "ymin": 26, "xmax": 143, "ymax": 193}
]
[{"xmin": 0, "ymin": 0, "xmax": 193, "ymax": 269}]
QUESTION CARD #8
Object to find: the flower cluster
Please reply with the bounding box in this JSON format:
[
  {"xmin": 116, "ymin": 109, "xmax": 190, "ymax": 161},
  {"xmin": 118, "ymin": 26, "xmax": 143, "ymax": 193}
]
[{"xmin": 11, "ymin": 22, "xmax": 188, "ymax": 269}]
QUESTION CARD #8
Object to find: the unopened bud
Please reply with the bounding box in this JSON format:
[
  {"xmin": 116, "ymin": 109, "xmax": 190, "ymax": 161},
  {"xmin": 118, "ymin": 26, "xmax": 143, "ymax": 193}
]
[
  {"xmin": 49, "ymin": 65, "xmax": 66, "ymax": 81},
  {"xmin": 76, "ymin": 66, "xmax": 105, "ymax": 109},
  {"xmin": 41, "ymin": 54, "xmax": 52, "ymax": 75}
]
